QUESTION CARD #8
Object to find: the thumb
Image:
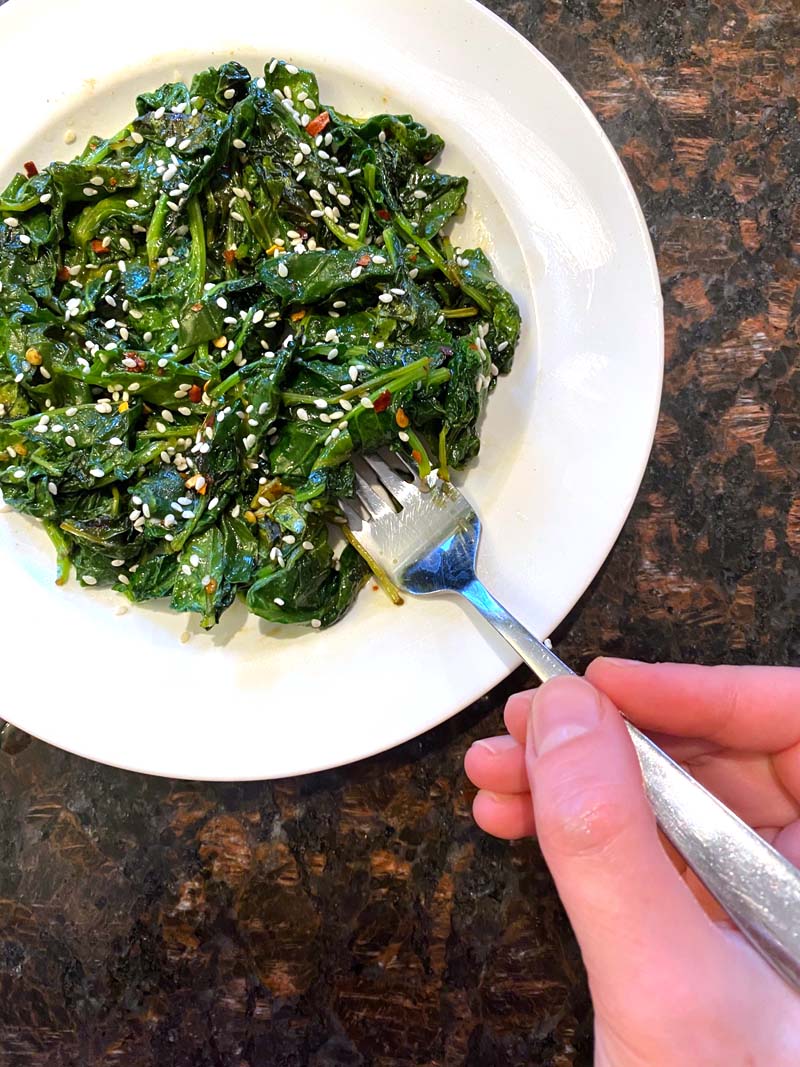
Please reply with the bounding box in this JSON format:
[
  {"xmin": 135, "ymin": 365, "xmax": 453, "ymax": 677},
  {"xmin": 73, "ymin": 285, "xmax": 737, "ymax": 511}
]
[{"xmin": 526, "ymin": 676, "xmax": 722, "ymax": 1010}]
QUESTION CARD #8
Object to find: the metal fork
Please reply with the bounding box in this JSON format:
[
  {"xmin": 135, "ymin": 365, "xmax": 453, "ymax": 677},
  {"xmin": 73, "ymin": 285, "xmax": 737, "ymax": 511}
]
[{"xmin": 342, "ymin": 451, "xmax": 800, "ymax": 991}]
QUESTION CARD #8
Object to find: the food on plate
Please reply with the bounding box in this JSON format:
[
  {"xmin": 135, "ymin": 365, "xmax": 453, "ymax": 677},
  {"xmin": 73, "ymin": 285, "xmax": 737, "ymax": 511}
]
[{"xmin": 0, "ymin": 60, "xmax": 520, "ymax": 629}]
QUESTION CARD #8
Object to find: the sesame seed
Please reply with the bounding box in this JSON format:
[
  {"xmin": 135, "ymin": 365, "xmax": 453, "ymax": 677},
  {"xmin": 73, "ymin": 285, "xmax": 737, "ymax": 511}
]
[
  {"xmin": 19, "ymin": 235, "xmax": 31, "ymax": 245},
  {"xmin": 233, "ymin": 138, "xmax": 246, "ymax": 150},
  {"xmin": 89, "ymin": 467, "xmax": 105, "ymax": 478},
  {"xmin": 47, "ymin": 481, "xmax": 58, "ymax": 495},
  {"xmin": 83, "ymin": 188, "xmax": 98, "ymax": 197},
  {"xmin": 178, "ymin": 138, "xmax": 191, "ymax": 150},
  {"xmin": 243, "ymin": 433, "xmax": 257, "ymax": 449},
  {"xmin": 309, "ymin": 188, "xmax": 322, "ymax": 202},
  {"xmin": 65, "ymin": 435, "xmax": 76, "ymax": 447},
  {"xmin": 350, "ymin": 266, "xmax": 363, "ymax": 279},
  {"xmin": 360, "ymin": 397, "xmax": 374, "ymax": 409},
  {"xmin": 40, "ymin": 193, "xmax": 52, "ymax": 204},
  {"xmin": 82, "ymin": 575, "xmax": 98, "ymax": 585},
  {"xmin": 274, "ymin": 597, "xmax": 285, "ymax": 607},
  {"xmin": 223, "ymin": 88, "xmax": 236, "ymax": 100},
  {"xmin": 277, "ymin": 262, "xmax": 289, "ymax": 278},
  {"xmin": 311, "ymin": 619, "xmax": 322, "ymax": 628},
  {"xmin": 314, "ymin": 398, "xmax": 328, "ymax": 409},
  {"xmin": 337, "ymin": 193, "xmax": 351, "ymax": 206},
  {"xmin": 296, "ymin": 407, "xmax": 309, "ymax": 421},
  {"xmin": 378, "ymin": 293, "xmax": 393, "ymax": 303}
]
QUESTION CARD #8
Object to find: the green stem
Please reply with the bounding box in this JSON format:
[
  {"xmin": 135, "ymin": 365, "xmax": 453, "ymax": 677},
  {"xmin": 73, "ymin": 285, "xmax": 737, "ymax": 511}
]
[
  {"xmin": 404, "ymin": 428, "xmax": 431, "ymax": 479},
  {"xmin": 442, "ymin": 306, "xmax": 478, "ymax": 319},
  {"xmin": 187, "ymin": 197, "xmax": 206, "ymax": 300},
  {"xmin": 147, "ymin": 195, "xmax": 169, "ymax": 267},
  {"xmin": 322, "ymin": 214, "xmax": 362, "ymax": 250},
  {"xmin": 357, "ymin": 204, "xmax": 370, "ymax": 243},
  {"xmin": 438, "ymin": 426, "xmax": 450, "ymax": 481},
  {"xmin": 138, "ymin": 424, "xmax": 201, "ymax": 439},
  {"xmin": 44, "ymin": 520, "xmax": 71, "ymax": 586}
]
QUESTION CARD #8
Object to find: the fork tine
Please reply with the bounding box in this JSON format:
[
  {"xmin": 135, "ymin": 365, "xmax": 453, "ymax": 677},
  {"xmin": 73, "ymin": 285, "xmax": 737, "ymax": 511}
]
[
  {"xmin": 361, "ymin": 452, "xmax": 420, "ymax": 507},
  {"xmin": 338, "ymin": 499, "xmax": 365, "ymax": 531},
  {"xmin": 354, "ymin": 473, "xmax": 396, "ymax": 521}
]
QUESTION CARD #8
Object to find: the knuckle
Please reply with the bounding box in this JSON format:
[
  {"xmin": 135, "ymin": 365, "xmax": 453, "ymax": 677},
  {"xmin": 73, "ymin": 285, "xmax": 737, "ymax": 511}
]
[{"xmin": 537, "ymin": 776, "xmax": 633, "ymax": 859}]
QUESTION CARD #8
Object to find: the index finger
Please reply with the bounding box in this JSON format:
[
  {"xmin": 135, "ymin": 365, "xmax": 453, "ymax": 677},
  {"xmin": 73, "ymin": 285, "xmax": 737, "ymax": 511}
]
[{"xmin": 586, "ymin": 659, "xmax": 800, "ymax": 752}]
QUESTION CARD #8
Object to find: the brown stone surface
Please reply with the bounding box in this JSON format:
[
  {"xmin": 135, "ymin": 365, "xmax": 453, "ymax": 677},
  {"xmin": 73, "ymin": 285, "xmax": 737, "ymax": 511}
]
[{"xmin": 0, "ymin": 0, "xmax": 798, "ymax": 1063}]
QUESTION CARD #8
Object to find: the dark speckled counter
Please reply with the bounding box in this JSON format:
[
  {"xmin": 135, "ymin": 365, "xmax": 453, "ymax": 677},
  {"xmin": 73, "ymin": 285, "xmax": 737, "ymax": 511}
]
[{"xmin": 0, "ymin": 1, "xmax": 798, "ymax": 1064}]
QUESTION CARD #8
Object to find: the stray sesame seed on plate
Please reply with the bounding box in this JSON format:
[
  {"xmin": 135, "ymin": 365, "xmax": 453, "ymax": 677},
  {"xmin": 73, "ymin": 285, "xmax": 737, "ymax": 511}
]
[{"xmin": 311, "ymin": 618, "xmax": 322, "ymax": 628}]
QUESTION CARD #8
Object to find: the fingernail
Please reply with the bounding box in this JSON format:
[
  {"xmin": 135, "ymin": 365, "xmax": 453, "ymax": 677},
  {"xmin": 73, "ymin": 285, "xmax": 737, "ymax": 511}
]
[
  {"xmin": 473, "ymin": 734, "xmax": 516, "ymax": 759},
  {"xmin": 597, "ymin": 656, "xmax": 646, "ymax": 668},
  {"xmin": 529, "ymin": 678, "xmax": 602, "ymax": 757}
]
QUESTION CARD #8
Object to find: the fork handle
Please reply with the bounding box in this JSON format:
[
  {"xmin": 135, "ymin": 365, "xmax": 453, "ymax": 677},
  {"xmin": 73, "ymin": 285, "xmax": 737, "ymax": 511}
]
[{"xmin": 459, "ymin": 577, "xmax": 800, "ymax": 991}]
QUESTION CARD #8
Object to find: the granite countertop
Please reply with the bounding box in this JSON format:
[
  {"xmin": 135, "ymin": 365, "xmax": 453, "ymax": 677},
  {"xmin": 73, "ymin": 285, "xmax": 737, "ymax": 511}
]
[{"xmin": 1, "ymin": 1, "xmax": 798, "ymax": 1064}]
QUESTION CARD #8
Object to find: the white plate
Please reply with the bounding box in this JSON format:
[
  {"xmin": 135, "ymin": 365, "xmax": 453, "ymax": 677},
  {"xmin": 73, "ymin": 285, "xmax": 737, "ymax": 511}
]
[{"xmin": 0, "ymin": 0, "xmax": 662, "ymax": 780}]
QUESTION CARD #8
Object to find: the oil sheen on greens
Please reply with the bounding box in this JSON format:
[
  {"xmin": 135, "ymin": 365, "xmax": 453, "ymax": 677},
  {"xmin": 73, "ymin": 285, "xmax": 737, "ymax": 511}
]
[{"xmin": 0, "ymin": 60, "xmax": 520, "ymax": 631}]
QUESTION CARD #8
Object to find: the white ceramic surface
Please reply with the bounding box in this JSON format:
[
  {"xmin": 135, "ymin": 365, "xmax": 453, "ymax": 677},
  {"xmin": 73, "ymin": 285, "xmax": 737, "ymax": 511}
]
[{"xmin": 0, "ymin": 0, "xmax": 663, "ymax": 780}]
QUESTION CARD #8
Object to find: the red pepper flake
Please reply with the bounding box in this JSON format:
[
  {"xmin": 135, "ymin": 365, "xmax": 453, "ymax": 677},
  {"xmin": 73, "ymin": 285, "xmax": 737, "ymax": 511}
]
[
  {"xmin": 356, "ymin": 254, "xmax": 371, "ymax": 267},
  {"xmin": 109, "ymin": 177, "xmax": 118, "ymax": 187},
  {"xmin": 190, "ymin": 302, "xmax": 203, "ymax": 312},
  {"xmin": 124, "ymin": 352, "xmax": 147, "ymax": 372},
  {"xmin": 223, "ymin": 248, "xmax": 237, "ymax": 265},
  {"xmin": 23, "ymin": 161, "xmax": 38, "ymax": 178},
  {"xmin": 377, "ymin": 209, "xmax": 391, "ymax": 221},
  {"xmin": 411, "ymin": 449, "xmax": 422, "ymax": 464},
  {"xmin": 306, "ymin": 110, "xmax": 330, "ymax": 137},
  {"xmin": 373, "ymin": 390, "xmax": 392, "ymax": 413},
  {"xmin": 90, "ymin": 239, "xmax": 111, "ymax": 255},
  {"xmin": 56, "ymin": 266, "xmax": 71, "ymax": 283},
  {"xmin": 395, "ymin": 408, "xmax": 409, "ymax": 428},
  {"xmin": 188, "ymin": 384, "xmax": 203, "ymax": 403}
]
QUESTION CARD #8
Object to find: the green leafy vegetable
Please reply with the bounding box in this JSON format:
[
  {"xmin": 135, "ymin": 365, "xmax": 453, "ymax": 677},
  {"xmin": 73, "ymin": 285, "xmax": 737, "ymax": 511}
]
[{"xmin": 0, "ymin": 59, "xmax": 520, "ymax": 631}]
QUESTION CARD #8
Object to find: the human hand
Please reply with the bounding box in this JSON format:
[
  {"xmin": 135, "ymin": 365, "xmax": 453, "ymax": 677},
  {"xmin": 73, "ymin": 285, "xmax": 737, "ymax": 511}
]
[{"xmin": 464, "ymin": 660, "xmax": 800, "ymax": 1067}]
